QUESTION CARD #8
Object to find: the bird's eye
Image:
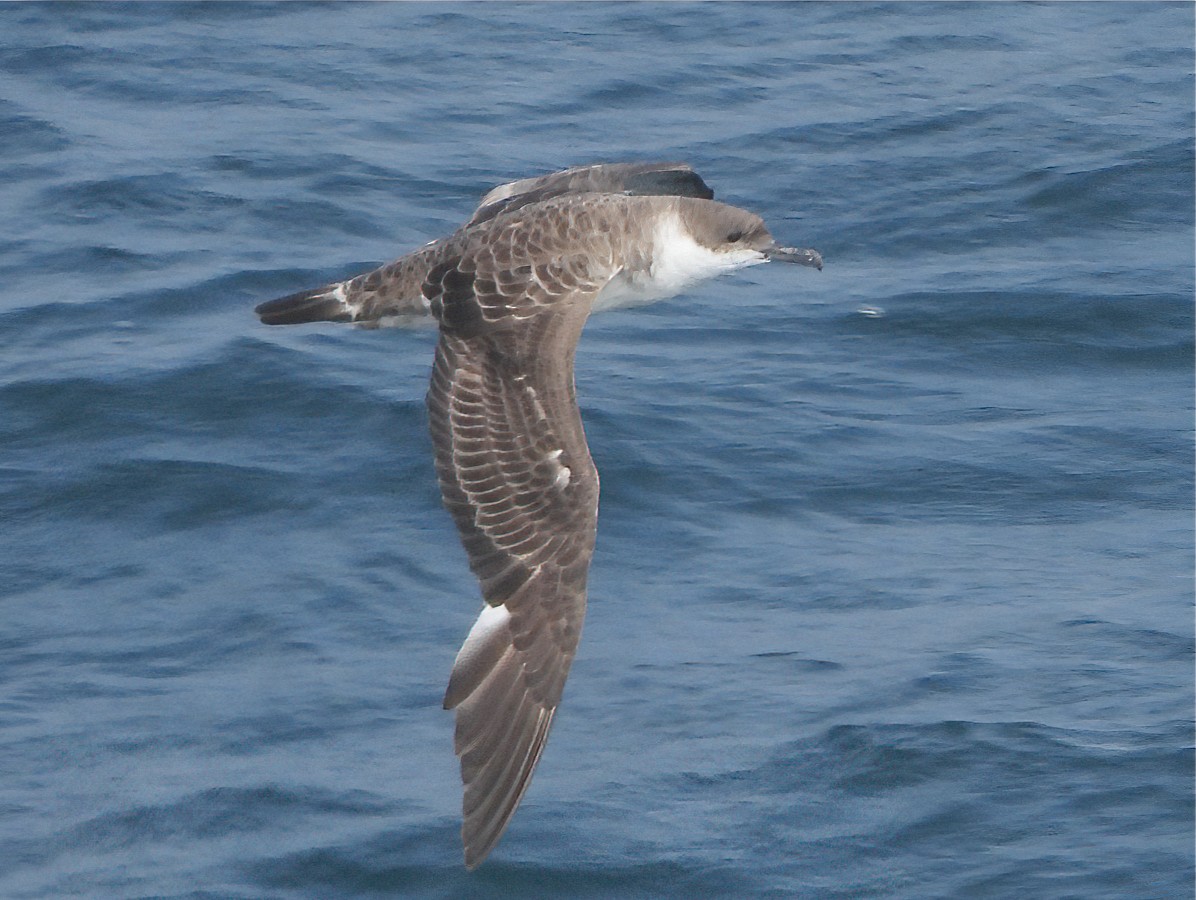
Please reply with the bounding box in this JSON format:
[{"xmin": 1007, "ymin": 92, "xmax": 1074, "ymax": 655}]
[{"xmin": 727, "ymin": 230, "xmax": 744, "ymax": 243}]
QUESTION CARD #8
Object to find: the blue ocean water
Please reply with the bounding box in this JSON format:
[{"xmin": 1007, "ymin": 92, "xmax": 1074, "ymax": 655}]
[{"xmin": 1, "ymin": 2, "xmax": 1192, "ymax": 897}]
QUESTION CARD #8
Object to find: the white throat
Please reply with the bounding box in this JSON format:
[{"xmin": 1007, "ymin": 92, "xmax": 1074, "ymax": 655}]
[{"xmin": 593, "ymin": 212, "xmax": 766, "ymax": 313}]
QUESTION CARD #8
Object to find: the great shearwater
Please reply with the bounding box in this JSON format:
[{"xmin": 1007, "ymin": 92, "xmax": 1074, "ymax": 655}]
[{"xmin": 255, "ymin": 162, "xmax": 822, "ymax": 868}]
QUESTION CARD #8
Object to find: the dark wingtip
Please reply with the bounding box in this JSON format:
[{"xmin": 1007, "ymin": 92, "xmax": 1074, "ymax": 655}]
[
  {"xmin": 255, "ymin": 287, "xmax": 353, "ymax": 325},
  {"xmin": 624, "ymin": 168, "xmax": 714, "ymax": 201}
]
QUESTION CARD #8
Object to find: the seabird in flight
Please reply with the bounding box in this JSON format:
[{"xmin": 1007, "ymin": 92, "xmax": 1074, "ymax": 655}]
[{"xmin": 254, "ymin": 162, "xmax": 822, "ymax": 868}]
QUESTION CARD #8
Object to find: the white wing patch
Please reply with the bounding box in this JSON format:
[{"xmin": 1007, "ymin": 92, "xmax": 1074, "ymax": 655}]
[
  {"xmin": 546, "ymin": 448, "xmax": 571, "ymax": 489},
  {"xmin": 459, "ymin": 603, "xmax": 511, "ymax": 663},
  {"xmin": 444, "ymin": 603, "xmax": 513, "ymax": 711}
]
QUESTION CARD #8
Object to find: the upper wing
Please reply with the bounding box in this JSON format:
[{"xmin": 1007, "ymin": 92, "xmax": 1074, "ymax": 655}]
[
  {"xmin": 467, "ymin": 161, "xmax": 714, "ymax": 227},
  {"xmin": 424, "ymin": 239, "xmax": 607, "ymax": 869}
]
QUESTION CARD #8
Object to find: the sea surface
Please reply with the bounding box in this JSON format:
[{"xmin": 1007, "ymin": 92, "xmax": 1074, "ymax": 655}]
[{"xmin": 1, "ymin": 3, "xmax": 1192, "ymax": 898}]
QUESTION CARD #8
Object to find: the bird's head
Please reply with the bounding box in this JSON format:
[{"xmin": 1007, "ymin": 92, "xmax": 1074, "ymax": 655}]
[{"xmin": 678, "ymin": 199, "xmax": 822, "ymax": 271}]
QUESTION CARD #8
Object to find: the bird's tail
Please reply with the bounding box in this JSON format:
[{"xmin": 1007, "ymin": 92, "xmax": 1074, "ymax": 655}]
[
  {"xmin": 255, "ymin": 243, "xmax": 444, "ymax": 327},
  {"xmin": 254, "ymin": 283, "xmax": 356, "ymax": 325}
]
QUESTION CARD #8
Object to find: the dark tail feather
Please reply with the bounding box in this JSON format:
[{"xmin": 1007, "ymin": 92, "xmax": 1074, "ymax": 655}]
[{"xmin": 254, "ymin": 286, "xmax": 353, "ymax": 325}]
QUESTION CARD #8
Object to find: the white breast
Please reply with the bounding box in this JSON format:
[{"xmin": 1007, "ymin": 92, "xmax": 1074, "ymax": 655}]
[{"xmin": 592, "ymin": 212, "xmax": 766, "ymax": 313}]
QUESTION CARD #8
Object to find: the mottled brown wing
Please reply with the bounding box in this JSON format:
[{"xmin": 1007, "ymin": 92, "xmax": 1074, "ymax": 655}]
[
  {"xmin": 467, "ymin": 161, "xmax": 714, "ymax": 227},
  {"xmin": 424, "ymin": 244, "xmax": 606, "ymax": 869}
]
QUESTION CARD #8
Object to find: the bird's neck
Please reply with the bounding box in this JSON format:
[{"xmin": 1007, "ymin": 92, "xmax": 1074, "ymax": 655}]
[{"xmin": 592, "ymin": 211, "xmax": 765, "ymax": 314}]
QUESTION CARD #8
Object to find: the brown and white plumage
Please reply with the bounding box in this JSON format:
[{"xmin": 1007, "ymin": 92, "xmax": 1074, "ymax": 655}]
[
  {"xmin": 254, "ymin": 163, "xmax": 821, "ymax": 868},
  {"xmin": 255, "ymin": 162, "xmax": 715, "ymax": 328}
]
